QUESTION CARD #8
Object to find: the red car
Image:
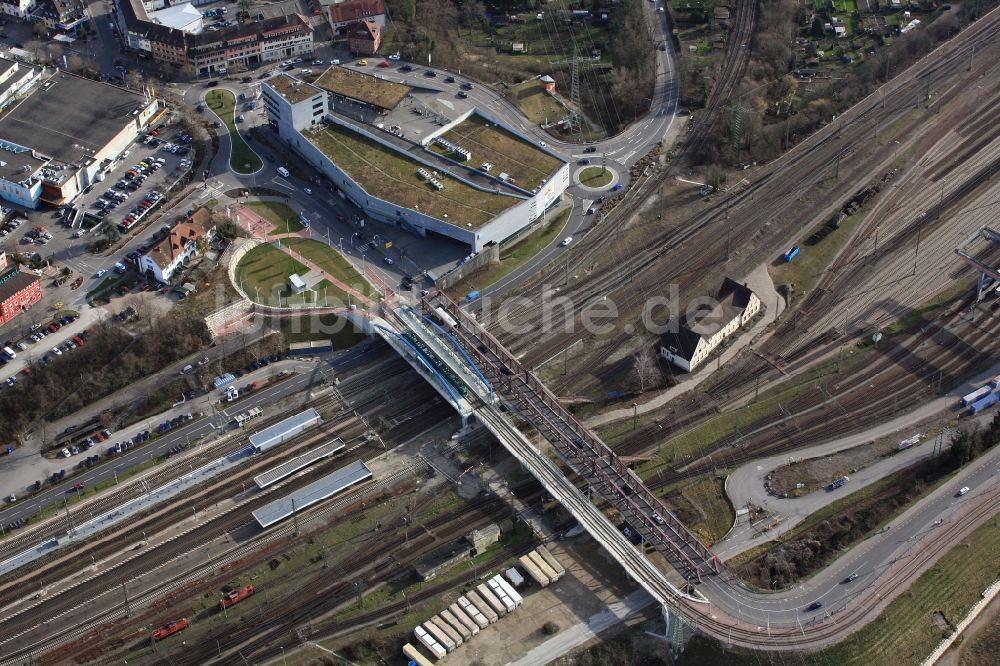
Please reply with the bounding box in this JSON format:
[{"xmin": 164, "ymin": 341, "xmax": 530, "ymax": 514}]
[
  {"xmin": 378, "ymin": 60, "xmax": 390, "ymax": 68},
  {"xmin": 94, "ymin": 432, "xmax": 106, "ymax": 442},
  {"xmin": 336, "ymin": 213, "xmax": 346, "ymax": 222},
  {"xmin": 48, "ymin": 323, "xmax": 60, "ymax": 333},
  {"xmin": 72, "ymin": 482, "xmax": 85, "ymax": 491},
  {"xmin": 72, "ymin": 335, "xmax": 84, "ymax": 346},
  {"xmin": 152, "ymin": 618, "xmax": 189, "ymax": 641}
]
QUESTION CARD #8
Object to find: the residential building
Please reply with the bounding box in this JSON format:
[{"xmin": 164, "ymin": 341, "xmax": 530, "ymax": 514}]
[
  {"xmin": 659, "ymin": 278, "xmax": 761, "ymax": 372},
  {"xmin": 1, "ymin": 0, "xmax": 37, "ymax": 20},
  {"xmin": 0, "ymin": 56, "xmax": 41, "ymax": 111},
  {"xmin": 32, "ymin": 0, "xmax": 87, "ymax": 30},
  {"xmin": 346, "ymin": 18, "xmax": 381, "ymax": 56},
  {"xmin": 0, "ymin": 268, "xmax": 42, "ymax": 326},
  {"xmin": 0, "ymin": 71, "xmax": 159, "ymax": 208},
  {"xmin": 148, "ymin": 2, "xmax": 203, "ymax": 32},
  {"xmin": 326, "ymin": 0, "xmax": 385, "ymax": 36},
  {"xmin": 138, "ymin": 209, "xmax": 216, "ymax": 283},
  {"xmin": 116, "ymin": 0, "xmax": 314, "ymax": 75}
]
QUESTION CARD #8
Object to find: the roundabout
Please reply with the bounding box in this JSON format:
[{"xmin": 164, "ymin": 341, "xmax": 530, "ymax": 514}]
[{"xmin": 574, "ymin": 164, "xmax": 620, "ymax": 191}]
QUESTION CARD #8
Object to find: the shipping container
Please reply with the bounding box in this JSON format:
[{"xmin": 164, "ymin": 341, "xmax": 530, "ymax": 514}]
[
  {"xmin": 783, "ymin": 246, "xmax": 800, "ymax": 262},
  {"xmin": 464, "ymin": 591, "xmax": 498, "ymax": 623},
  {"xmin": 488, "ymin": 576, "xmax": 519, "ymax": 611},
  {"xmin": 519, "ymin": 554, "xmax": 550, "ymax": 587},
  {"xmin": 505, "ymin": 566, "xmax": 525, "ymax": 587},
  {"xmin": 969, "ymin": 391, "xmax": 1000, "ymax": 415},
  {"xmin": 493, "ymin": 574, "xmax": 523, "ymax": 607},
  {"xmin": 429, "ymin": 616, "xmax": 462, "ymax": 648},
  {"xmin": 960, "ymin": 386, "xmax": 991, "ymax": 407},
  {"xmin": 414, "ymin": 625, "xmax": 447, "ymax": 659},
  {"xmin": 528, "ymin": 551, "xmax": 559, "ymax": 583},
  {"xmin": 402, "ymin": 643, "xmax": 436, "ymax": 666},
  {"xmin": 458, "ymin": 595, "xmax": 490, "ymax": 628},
  {"xmin": 422, "ymin": 620, "xmax": 456, "ymax": 653},
  {"xmin": 476, "ymin": 583, "xmax": 508, "ymax": 616},
  {"xmin": 990, "ymin": 374, "xmax": 1000, "ymax": 390},
  {"xmin": 535, "ymin": 545, "xmax": 567, "ymax": 580},
  {"xmin": 439, "ymin": 609, "xmax": 472, "ymax": 641},
  {"xmin": 449, "ymin": 602, "xmax": 480, "ymax": 635}
]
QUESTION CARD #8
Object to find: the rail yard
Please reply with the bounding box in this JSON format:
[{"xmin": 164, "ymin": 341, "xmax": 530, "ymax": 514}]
[{"xmin": 0, "ymin": 1, "xmax": 999, "ymax": 664}]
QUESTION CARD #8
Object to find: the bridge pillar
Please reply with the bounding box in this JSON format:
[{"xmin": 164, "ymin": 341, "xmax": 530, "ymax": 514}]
[{"xmin": 660, "ymin": 603, "xmax": 690, "ymax": 661}]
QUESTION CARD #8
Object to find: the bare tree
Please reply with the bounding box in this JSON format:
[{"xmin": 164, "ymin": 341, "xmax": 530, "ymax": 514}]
[{"xmin": 629, "ymin": 346, "xmax": 661, "ymax": 393}]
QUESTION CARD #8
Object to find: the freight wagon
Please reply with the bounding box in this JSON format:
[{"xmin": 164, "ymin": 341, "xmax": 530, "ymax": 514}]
[
  {"xmin": 528, "ymin": 551, "xmax": 559, "ymax": 582},
  {"xmin": 219, "ymin": 584, "xmax": 254, "ymax": 610},
  {"xmin": 969, "ymin": 391, "xmax": 1000, "ymax": 415},
  {"xmin": 960, "ymin": 386, "xmax": 991, "ymax": 407}
]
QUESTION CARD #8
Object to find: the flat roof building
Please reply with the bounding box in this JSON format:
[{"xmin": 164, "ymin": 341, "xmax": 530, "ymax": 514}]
[
  {"xmin": 249, "ymin": 407, "xmax": 321, "ymax": 453},
  {"xmin": 0, "ymin": 71, "xmax": 158, "ymax": 208},
  {"xmin": 252, "ymin": 459, "xmax": 372, "ymax": 528}
]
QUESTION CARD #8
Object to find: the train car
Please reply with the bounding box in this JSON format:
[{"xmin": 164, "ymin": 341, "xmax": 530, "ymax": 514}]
[
  {"xmin": 421, "ymin": 621, "xmax": 455, "ymax": 654},
  {"xmin": 414, "ymin": 625, "xmax": 447, "ymax": 659},
  {"xmin": 783, "ymin": 246, "xmax": 800, "ymax": 262},
  {"xmin": 528, "ymin": 551, "xmax": 559, "ymax": 583},
  {"xmin": 219, "ymin": 584, "xmax": 255, "ymax": 610},
  {"xmin": 960, "ymin": 386, "xmax": 991, "ymax": 407},
  {"xmin": 969, "ymin": 392, "xmax": 1000, "ymax": 415},
  {"xmin": 439, "ymin": 609, "xmax": 473, "ymax": 641},
  {"xmin": 535, "ymin": 545, "xmax": 567, "ymax": 580},
  {"xmin": 991, "ymin": 375, "xmax": 1000, "ymax": 390},
  {"xmin": 433, "ymin": 306, "xmax": 458, "ymax": 329},
  {"xmin": 476, "ymin": 583, "xmax": 508, "ymax": 617},
  {"xmin": 519, "ymin": 554, "xmax": 550, "ymax": 587},
  {"xmin": 449, "ymin": 602, "xmax": 481, "ymax": 635},
  {"xmin": 492, "ymin": 574, "xmax": 523, "ymax": 608},
  {"xmin": 403, "ymin": 642, "xmax": 437, "ymax": 666},
  {"xmin": 152, "ymin": 618, "xmax": 189, "ymax": 641},
  {"xmin": 429, "ymin": 616, "xmax": 462, "ymax": 648},
  {"xmin": 464, "ymin": 591, "xmax": 498, "ymax": 624}
]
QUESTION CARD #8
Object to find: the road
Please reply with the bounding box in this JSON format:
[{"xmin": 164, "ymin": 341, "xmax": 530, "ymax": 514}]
[{"xmin": 0, "ymin": 344, "xmax": 377, "ymax": 527}]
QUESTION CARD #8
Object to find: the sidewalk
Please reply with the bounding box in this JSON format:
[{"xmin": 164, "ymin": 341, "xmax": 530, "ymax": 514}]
[{"xmin": 587, "ymin": 263, "xmax": 785, "ymax": 427}]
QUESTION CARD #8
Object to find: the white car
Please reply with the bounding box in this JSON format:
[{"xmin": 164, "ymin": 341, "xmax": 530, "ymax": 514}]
[
  {"xmin": 303, "ymin": 187, "xmax": 313, "ymax": 195},
  {"xmin": 51, "ymin": 346, "xmax": 63, "ymax": 356},
  {"xmin": 388, "ymin": 54, "xmax": 401, "ymax": 61},
  {"xmin": 383, "ymin": 257, "xmax": 394, "ymax": 265},
  {"xmin": 957, "ymin": 486, "xmax": 970, "ymax": 496},
  {"xmin": 95, "ymin": 269, "xmax": 107, "ymax": 279},
  {"xmin": 561, "ymin": 236, "xmax": 573, "ymax": 246}
]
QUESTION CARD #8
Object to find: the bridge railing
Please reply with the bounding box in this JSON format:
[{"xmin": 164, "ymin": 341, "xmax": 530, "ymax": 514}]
[{"xmin": 421, "ymin": 292, "xmax": 723, "ymax": 578}]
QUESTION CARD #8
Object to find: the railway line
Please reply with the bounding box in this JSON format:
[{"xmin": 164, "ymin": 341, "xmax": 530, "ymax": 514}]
[{"xmin": 491, "ymin": 10, "xmax": 1000, "ymax": 375}]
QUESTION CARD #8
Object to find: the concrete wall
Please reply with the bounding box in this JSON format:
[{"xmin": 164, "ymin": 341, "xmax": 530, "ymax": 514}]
[{"xmin": 437, "ymin": 243, "xmax": 499, "ymax": 289}]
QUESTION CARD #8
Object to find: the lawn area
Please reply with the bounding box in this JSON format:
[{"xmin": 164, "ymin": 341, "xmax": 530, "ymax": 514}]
[
  {"xmin": 769, "ymin": 207, "xmax": 867, "ymax": 298},
  {"xmin": 579, "ymin": 166, "xmax": 613, "ymax": 188},
  {"xmin": 245, "ymin": 200, "xmax": 304, "ymax": 233},
  {"xmin": 279, "ymin": 313, "xmax": 365, "ymax": 349},
  {"xmin": 512, "ymin": 79, "xmax": 568, "ymax": 126},
  {"xmin": 234, "ymin": 243, "xmax": 308, "ymax": 304},
  {"xmin": 281, "ymin": 237, "xmax": 376, "ymax": 299},
  {"xmin": 442, "ymin": 113, "xmax": 563, "ymax": 188},
  {"xmin": 206, "ymin": 89, "xmax": 262, "ymax": 175},
  {"xmin": 304, "ymin": 125, "xmax": 517, "ymax": 228},
  {"xmin": 446, "ymin": 207, "xmax": 571, "ymax": 296},
  {"xmin": 313, "ymin": 66, "xmax": 410, "ymax": 109},
  {"xmin": 659, "ymin": 475, "xmax": 734, "ymax": 545}
]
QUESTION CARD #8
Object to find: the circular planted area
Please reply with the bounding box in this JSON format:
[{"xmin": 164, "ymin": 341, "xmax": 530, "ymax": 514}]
[
  {"xmin": 578, "ymin": 166, "xmax": 613, "ymax": 188},
  {"xmin": 206, "ymin": 89, "xmax": 263, "ymax": 175},
  {"xmin": 234, "ymin": 239, "xmax": 377, "ymax": 307}
]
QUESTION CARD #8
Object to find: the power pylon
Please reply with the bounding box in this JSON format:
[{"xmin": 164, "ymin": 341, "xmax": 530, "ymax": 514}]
[{"xmin": 552, "ymin": 35, "xmax": 592, "ymax": 139}]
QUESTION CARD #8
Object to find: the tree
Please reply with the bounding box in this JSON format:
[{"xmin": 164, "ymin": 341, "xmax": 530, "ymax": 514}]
[
  {"xmin": 628, "ymin": 346, "xmax": 661, "ymax": 393},
  {"xmin": 810, "ymin": 17, "xmax": 825, "ymax": 39}
]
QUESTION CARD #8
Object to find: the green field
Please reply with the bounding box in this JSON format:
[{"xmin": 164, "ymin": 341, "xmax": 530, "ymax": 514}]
[
  {"xmin": 512, "ymin": 79, "xmax": 568, "ymax": 126},
  {"xmin": 206, "ymin": 89, "xmax": 262, "ymax": 175},
  {"xmin": 245, "ymin": 200, "xmax": 304, "ymax": 233}
]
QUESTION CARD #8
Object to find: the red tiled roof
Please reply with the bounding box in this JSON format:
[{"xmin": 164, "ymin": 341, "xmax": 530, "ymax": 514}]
[
  {"xmin": 348, "ymin": 18, "xmax": 380, "ymax": 42},
  {"xmin": 329, "ymin": 0, "xmax": 384, "ymax": 24}
]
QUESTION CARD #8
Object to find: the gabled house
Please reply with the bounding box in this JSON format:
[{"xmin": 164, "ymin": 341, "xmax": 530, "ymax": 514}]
[
  {"xmin": 346, "ymin": 17, "xmax": 381, "ymax": 56},
  {"xmin": 327, "ymin": 0, "xmax": 385, "ymax": 37},
  {"xmin": 138, "ymin": 209, "xmax": 215, "ymax": 283},
  {"xmin": 659, "ymin": 278, "xmax": 761, "ymax": 372}
]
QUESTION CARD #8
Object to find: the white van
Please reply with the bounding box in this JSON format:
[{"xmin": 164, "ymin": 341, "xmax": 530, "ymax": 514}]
[
  {"xmin": 277, "ymin": 166, "xmax": 290, "ymax": 178},
  {"xmin": 2, "ymin": 346, "xmax": 16, "ymax": 359}
]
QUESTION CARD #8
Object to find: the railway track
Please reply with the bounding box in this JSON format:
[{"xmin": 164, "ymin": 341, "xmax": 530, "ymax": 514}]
[{"xmin": 491, "ymin": 11, "xmax": 1000, "ymax": 372}]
